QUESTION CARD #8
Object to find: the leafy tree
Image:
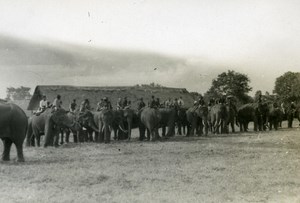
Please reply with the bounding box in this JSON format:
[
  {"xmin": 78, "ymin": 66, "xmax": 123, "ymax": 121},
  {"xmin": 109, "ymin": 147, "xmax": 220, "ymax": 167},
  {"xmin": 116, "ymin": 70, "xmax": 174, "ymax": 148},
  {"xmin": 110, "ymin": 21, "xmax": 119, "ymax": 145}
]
[
  {"xmin": 6, "ymin": 86, "xmax": 32, "ymax": 101},
  {"xmin": 273, "ymin": 71, "xmax": 300, "ymax": 102},
  {"xmin": 204, "ymin": 70, "xmax": 252, "ymax": 104},
  {"xmin": 189, "ymin": 92, "xmax": 202, "ymax": 100}
]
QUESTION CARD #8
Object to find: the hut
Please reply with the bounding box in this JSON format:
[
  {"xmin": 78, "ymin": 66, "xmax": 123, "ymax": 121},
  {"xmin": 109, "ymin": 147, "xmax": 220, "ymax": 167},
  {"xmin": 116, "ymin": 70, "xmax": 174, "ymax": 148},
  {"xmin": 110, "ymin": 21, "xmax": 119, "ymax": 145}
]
[{"xmin": 27, "ymin": 85, "xmax": 195, "ymax": 111}]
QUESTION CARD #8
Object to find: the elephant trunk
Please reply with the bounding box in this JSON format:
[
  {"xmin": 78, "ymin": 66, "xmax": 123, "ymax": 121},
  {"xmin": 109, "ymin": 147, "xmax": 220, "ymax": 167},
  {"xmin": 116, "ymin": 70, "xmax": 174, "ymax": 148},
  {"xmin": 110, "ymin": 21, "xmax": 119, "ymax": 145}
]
[
  {"xmin": 119, "ymin": 124, "xmax": 128, "ymax": 133},
  {"xmin": 89, "ymin": 121, "xmax": 100, "ymax": 133}
]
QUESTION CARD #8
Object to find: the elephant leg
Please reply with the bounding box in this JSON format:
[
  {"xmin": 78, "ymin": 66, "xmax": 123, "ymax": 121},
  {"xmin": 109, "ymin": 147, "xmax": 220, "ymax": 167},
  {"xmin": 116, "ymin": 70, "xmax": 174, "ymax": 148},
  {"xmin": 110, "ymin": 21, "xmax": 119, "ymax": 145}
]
[
  {"xmin": 99, "ymin": 123, "xmax": 104, "ymax": 143},
  {"xmin": 274, "ymin": 121, "xmax": 278, "ymax": 130},
  {"xmin": 203, "ymin": 120, "xmax": 208, "ymax": 136},
  {"xmin": 162, "ymin": 126, "xmax": 166, "ymax": 137},
  {"xmin": 177, "ymin": 123, "xmax": 182, "ymax": 135},
  {"xmin": 239, "ymin": 122, "xmax": 243, "ymax": 132},
  {"xmin": 84, "ymin": 130, "xmax": 89, "ymax": 142},
  {"xmin": 15, "ymin": 142, "xmax": 25, "ymax": 162},
  {"xmin": 88, "ymin": 130, "xmax": 94, "ymax": 142},
  {"xmin": 26, "ymin": 123, "xmax": 33, "ymax": 147},
  {"xmin": 127, "ymin": 123, "xmax": 132, "ymax": 141},
  {"xmin": 65, "ymin": 130, "xmax": 70, "ymax": 143},
  {"xmin": 30, "ymin": 135, "xmax": 35, "ymax": 147},
  {"xmin": 104, "ymin": 125, "xmax": 111, "ymax": 144},
  {"xmin": 146, "ymin": 129, "xmax": 150, "ymax": 141},
  {"xmin": 113, "ymin": 129, "xmax": 118, "ymax": 140},
  {"xmin": 138, "ymin": 124, "xmax": 146, "ymax": 141},
  {"xmin": 94, "ymin": 132, "xmax": 99, "ymax": 143},
  {"xmin": 53, "ymin": 132, "xmax": 59, "ymax": 147},
  {"xmin": 60, "ymin": 131, "xmax": 64, "ymax": 145},
  {"xmin": 1, "ymin": 138, "xmax": 12, "ymax": 161},
  {"xmin": 73, "ymin": 131, "xmax": 78, "ymax": 143},
  {"xmin": 230, "ymin": 121, "xmax": 235, "ymax": 133},
  {"xmin": 36, "ymin": 134, "xmax": 41, "ymax": 147},
  {"xmin": 253, "ymin": 120, "xmax": 258, "ymax": 131}
]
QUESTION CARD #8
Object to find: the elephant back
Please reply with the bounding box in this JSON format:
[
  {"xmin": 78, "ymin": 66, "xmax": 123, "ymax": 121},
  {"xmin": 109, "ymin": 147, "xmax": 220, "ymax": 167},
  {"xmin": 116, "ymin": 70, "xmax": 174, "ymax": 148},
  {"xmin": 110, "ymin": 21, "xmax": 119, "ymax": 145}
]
[{"xmin": 141, "ymin": 107, "xmax": 161, "ymax": 126}]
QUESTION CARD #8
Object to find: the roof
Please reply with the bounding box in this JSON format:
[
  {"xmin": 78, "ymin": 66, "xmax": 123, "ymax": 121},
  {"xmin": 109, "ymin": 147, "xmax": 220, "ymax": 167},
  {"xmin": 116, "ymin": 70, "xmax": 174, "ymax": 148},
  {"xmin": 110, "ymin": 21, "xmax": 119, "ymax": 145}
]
[{"xmin": 27, "ymin": 85, "xmax": 195, "ymax": 110}]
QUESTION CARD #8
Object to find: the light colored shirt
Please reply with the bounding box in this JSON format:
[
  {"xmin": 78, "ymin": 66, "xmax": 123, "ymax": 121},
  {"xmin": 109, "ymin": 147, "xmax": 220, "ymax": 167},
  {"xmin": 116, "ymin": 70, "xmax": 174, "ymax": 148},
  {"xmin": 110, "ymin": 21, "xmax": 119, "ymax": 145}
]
[
  {"xmin": 39, "ymin": 100, "xmax": 48, "ymax": 109},
  {"xmin": 178, "ymin": 99, "xmax": 184, "ymax": 106},
  {"xmin": 53, "ymin": 98, "xmax": 62, "ymax": 108}
]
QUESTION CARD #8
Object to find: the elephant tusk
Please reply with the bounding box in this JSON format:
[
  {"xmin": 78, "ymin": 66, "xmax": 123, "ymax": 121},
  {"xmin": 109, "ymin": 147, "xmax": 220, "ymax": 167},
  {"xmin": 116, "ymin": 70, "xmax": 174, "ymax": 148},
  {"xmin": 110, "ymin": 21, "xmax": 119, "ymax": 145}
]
[{"xmin": 119, "ymin": 124, "xmax": 128, "ymax": 133}]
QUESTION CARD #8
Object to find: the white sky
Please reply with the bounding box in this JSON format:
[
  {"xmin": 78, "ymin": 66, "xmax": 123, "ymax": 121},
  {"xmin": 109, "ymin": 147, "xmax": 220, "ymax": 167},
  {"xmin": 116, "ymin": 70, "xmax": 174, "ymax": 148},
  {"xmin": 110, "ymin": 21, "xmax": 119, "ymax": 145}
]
[{"xmin": 0, "ymin": 0, "xmax": 300, "ymax": 98}]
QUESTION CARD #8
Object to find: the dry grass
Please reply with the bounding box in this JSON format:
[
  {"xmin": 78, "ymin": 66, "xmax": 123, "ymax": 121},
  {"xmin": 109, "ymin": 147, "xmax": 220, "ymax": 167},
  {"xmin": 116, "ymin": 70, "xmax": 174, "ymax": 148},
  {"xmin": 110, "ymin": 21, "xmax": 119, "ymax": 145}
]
[{"xmin": 1, "ymin": 121, "xmax": 300, "ymax": 203}]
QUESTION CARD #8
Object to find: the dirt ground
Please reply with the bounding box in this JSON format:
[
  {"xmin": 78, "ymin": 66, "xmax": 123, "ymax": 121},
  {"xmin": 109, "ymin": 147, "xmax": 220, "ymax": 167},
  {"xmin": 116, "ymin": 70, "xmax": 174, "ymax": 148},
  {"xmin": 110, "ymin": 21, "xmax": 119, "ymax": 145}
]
[{"xmin": 0, "ymin": 121, "xmax": 300, "ymax": 203}]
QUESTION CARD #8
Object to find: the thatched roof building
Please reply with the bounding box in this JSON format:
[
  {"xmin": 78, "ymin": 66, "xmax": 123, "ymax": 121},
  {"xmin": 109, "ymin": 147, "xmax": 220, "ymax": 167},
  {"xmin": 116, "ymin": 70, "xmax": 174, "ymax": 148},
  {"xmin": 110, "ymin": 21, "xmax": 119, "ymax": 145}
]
[{"xmin": 27, "ymin": 85, "xmax": 195, "ymax": 110}]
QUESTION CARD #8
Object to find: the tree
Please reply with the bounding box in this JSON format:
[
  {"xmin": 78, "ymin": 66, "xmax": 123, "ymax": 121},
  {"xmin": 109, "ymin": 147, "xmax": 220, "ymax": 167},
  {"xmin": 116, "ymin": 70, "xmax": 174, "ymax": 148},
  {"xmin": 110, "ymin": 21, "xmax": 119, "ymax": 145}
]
[
  {"xmin": 204, "ymin": 70, "xmax": 252, "ymax": 104},
  {"xmin": 273, "ymin": 71, "xmax": 300, "ymax": 102},
  {"xmin": 6, "ymin": 86, "xmax": 32, "ymax": 101}
]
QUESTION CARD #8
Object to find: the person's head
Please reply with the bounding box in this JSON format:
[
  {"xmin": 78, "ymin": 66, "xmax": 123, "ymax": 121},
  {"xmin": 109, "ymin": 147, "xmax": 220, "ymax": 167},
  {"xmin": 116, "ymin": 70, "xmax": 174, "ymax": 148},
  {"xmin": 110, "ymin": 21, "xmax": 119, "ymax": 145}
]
[
  {"xmin": 57, "ymin": 95, "xmax": 61, "ymax": 99},
  {"xmin": 42, "ymin": 95, "xmax": 46, "ymax": 100},
  {"xmin": 140, "ymin": 97, "xmax": 143, "ymax": 101},
  {"xmin": 73, "ymin": 99, "xmax": 76, "ymax": 102},
  {"xmin": 124, "ymin": 97, "xmax": 127, "ymax": 100},
  {"xmin": 175, "ymin": 98, "xmax": 178, "ymax": 101},
  {"xmin": 104, "ymin": 97, "xmax": 108, "ymax": 101},
  {"xmin": 84, "ymin": 99, "xmax": 89, "ymax": 103},
  {"xmin": 180, "ymin": 96, "xmax": 182, "ymax": 99},
  {"xmin": 152, "ymin": 95, "xmax": 155, "ymax": 99},
  {"xmin": 128, "ymin": 100, "xmax": 131, "ymax": 104}
]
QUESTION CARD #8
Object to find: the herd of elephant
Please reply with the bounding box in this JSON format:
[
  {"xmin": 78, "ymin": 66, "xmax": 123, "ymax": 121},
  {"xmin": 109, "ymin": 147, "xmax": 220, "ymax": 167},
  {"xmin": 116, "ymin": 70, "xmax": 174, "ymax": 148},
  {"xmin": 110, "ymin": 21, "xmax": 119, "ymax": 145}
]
[{"xmin": 0, "ymin": 100, "xmax": 299, "ymax": 162}]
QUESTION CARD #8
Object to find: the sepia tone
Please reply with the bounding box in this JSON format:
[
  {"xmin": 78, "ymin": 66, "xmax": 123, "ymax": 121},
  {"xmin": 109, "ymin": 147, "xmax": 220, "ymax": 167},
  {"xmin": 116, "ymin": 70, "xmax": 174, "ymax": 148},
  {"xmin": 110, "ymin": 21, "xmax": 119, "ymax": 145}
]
[{"xmin": 0, "ymin": 1, "xmax": 300, "ymax": 202}]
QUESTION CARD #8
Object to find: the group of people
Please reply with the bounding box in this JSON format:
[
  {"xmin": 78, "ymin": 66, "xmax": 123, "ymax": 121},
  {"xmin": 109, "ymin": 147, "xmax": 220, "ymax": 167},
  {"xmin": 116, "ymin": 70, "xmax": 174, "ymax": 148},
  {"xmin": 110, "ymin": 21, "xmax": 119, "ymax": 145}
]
[
  {"xmin": 37, "ymin": 94, "xmax": 186, "ymax": 114},
  {"xmin": 38, "ymin": 94, "xmax": 62, "ymax": 113}
]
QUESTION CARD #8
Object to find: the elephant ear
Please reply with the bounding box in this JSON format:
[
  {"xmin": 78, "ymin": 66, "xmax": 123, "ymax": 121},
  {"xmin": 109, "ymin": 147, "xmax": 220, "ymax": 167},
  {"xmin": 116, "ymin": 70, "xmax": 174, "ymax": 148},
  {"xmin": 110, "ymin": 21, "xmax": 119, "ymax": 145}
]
[
  {"xmin": 78, "ymin": 111, "xmax": 94, "ymax": 125},
  {"xmin": 51, "ymin": 109, "xmax": 67, "ymax": 124}
]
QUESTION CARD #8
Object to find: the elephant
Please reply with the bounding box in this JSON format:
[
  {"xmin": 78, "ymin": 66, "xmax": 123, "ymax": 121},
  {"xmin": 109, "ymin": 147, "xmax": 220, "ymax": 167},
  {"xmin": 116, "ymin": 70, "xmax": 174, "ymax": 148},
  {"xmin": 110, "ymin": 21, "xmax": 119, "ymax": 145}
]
[
  {"xmin": 285, "ymin": 105, "xmax": 300, "ymax": 128},
  {"xmin": 78, "ymin": 110, "xmax": 120, "ymax": 143},
  {"xmin": 140, "ymin": 107, "xmax": 161, "ymax": 141},
  {"xmin": 268, "ymin": 105, "xmax": 283, "ymax": 130},
  {"xmin": 112, "ymin": 109, "xmax": 136, "ymax": 141},
  {"xmin": 59, "ymin": 111, "xmax": 87, "ymax": 144},
  {"xmin": 0, "ymin": 102, "xmax": 27, "ymax": 162},
  {"xmin": 26, "ymin": 108, "xmax": 81, "ymax": 147},
  {"xmin": 158, "ymin": 108, "xmax": 177, "ymax": 137},
  {"xmin": 237, "ymin": 102, "xmax": 269, "ymax": 132},
  {"xmin": 209, "ymin": 103, "xmax": 227, "ymax": 134},
  {"xmin": 186, "ymin": 105, "xmax": 209, "ymax": 136},
  {"xmin": 176, "ymin": 107, "xmax": 189, "ymax": 135}
]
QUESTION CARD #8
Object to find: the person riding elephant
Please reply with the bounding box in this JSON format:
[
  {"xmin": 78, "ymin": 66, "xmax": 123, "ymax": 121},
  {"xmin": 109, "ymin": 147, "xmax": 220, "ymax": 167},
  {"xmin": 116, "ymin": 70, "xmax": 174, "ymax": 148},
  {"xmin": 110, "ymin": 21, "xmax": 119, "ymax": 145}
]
[
  {"xmin": 237, "ymin": 102, "xmax": 269, "ymax": 132},
  {"xmin": 0, "ymin": 102, "xmax": 28, "ymax": 162},
  {"xmin": 140, "ymin": 107, "xmax": 161, "ymax": 141},
  {"xmin": 26, "ymin": 108, "xmax": 81, "ymax": 147},
  {"xmin": 137, "ymin": 97, "xmax": 146, "ymax": 111}
]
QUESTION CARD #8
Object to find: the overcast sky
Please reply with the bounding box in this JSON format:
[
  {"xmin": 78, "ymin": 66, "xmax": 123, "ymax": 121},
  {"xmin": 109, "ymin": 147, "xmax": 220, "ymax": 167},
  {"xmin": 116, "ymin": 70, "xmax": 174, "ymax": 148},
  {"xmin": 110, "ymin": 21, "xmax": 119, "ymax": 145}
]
[{"xmin": 0, "ymin": 0, "xmax": 299, "ymax": 99}]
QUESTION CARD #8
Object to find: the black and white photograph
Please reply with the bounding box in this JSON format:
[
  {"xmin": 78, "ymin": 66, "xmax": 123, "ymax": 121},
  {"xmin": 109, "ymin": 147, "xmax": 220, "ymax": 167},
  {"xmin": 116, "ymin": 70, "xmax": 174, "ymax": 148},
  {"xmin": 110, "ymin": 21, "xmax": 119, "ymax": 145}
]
[{"xmin": 0, "ymin": 0, "xmax": 300, "ymax": 202}]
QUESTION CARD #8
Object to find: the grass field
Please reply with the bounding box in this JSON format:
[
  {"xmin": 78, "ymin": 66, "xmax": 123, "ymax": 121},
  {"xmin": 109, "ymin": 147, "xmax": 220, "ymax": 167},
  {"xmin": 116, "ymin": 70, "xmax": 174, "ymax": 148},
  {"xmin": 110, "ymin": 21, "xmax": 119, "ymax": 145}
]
[{"xmin": 0, "ymin": 121, "xmax": 300, "ymax": 203}]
